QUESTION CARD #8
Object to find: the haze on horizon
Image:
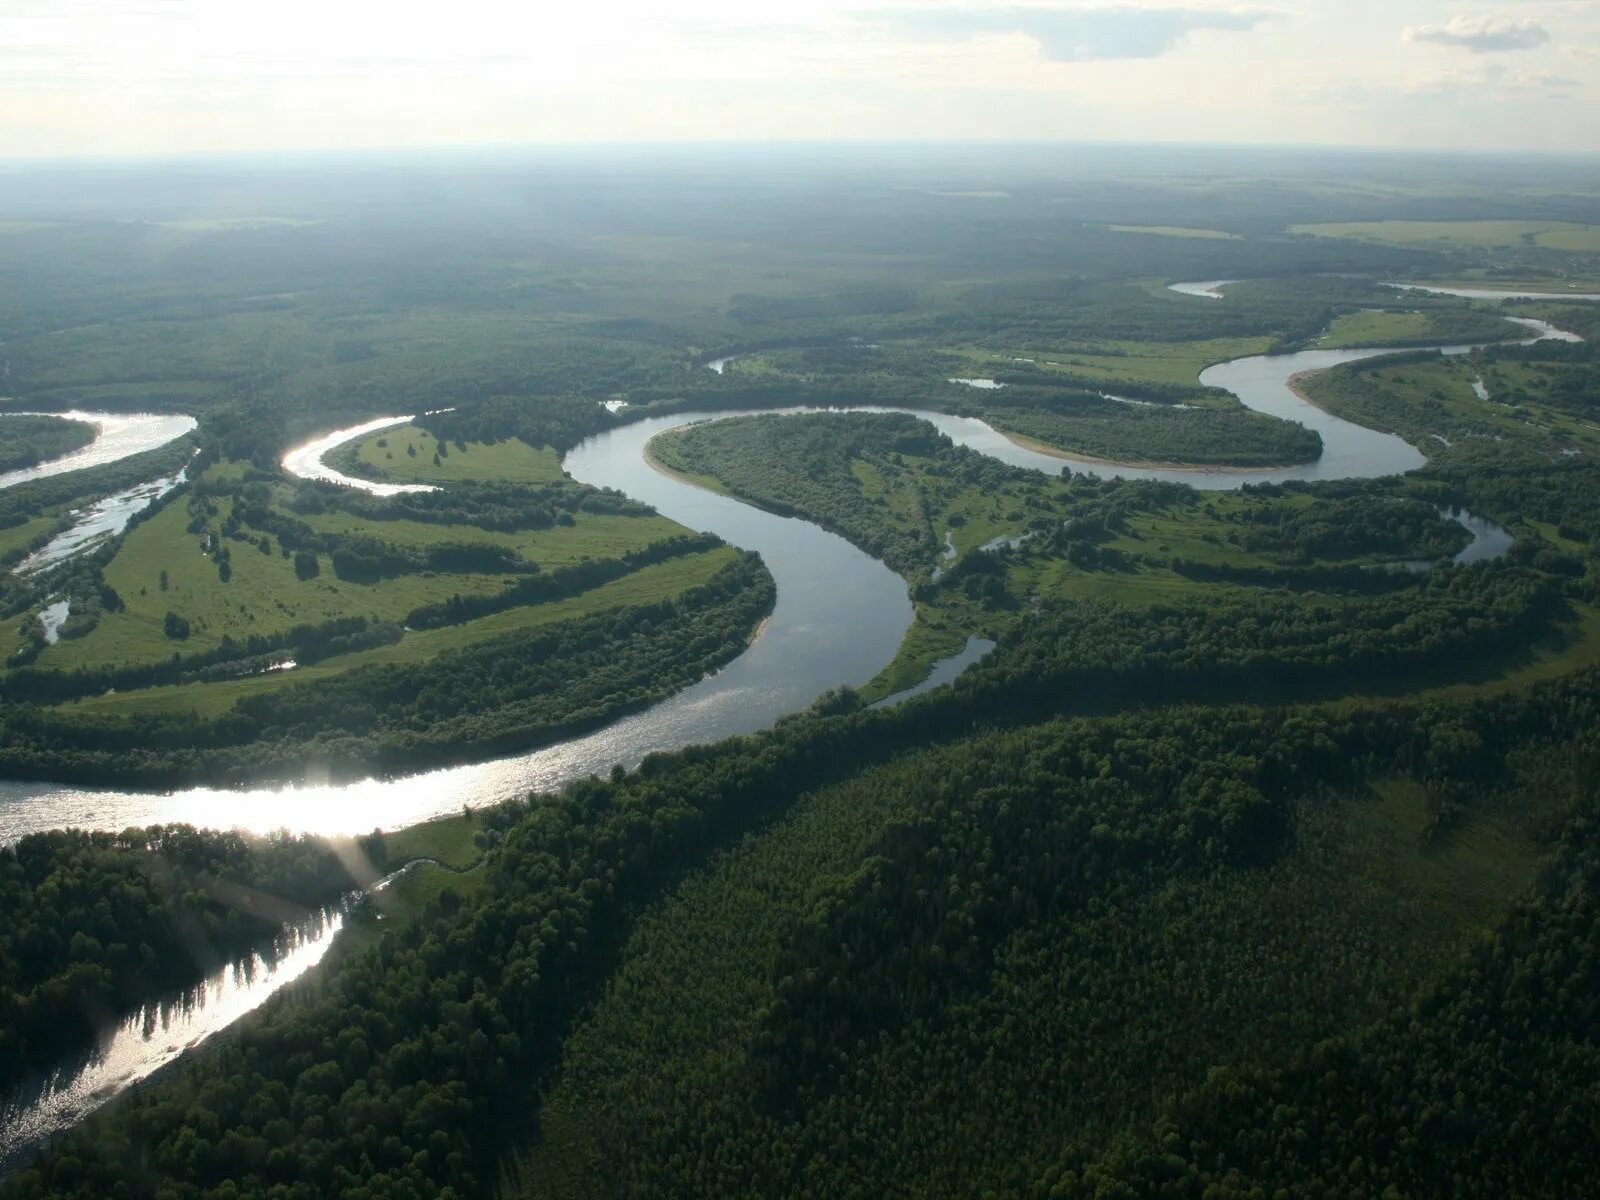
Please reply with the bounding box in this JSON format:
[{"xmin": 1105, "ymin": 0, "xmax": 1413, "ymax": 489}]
[{"xmin": 1, "ymin": 0, "xmax": 1597, "ymax": 160}]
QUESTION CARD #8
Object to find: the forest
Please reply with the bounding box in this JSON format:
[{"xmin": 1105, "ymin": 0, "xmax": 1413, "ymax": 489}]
[
  {"xmin": 0, "ymin": 418, "xmax": 95, "ymax": 477},
  {"xmin": 0, "ymin": 825, "xmax": 378, "ymax": 1096},
  {"xmin": 0, "ymin": 149, "xmax": 1599, "ymax": 1197}
]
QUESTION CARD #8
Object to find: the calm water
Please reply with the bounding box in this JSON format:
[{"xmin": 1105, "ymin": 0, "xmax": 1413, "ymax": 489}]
[
  {"xmin": 872, "ymin": 636, "xmax": 996, "ymax": 709},
  {"xmin": 0, "ymin": 906, "xmax": 346, "ymax": 1171},
  {"xmin": 16, "ymin": 466, "xmax": 191, "ymax": 575},
  {"xmin": 1385, "ymin": 282, "xmax": 1600, "ymax": 302},
  {"xmin": 279, "ymin": 415, "xmax": 438, "ymax": 496},
  {"xmin": 0, "ymin": 412, "xmax": 195, "ymax": 492},
  {"xmin": 0, "ymin": 410, "xmax": 915, "ymax": 841},
  {"xmin": 1167, "ymin": 280, "xmax": 1235, "ymax": 299},
  {"xmin": 4, "ymin": 411, "xmax": 197, "ymax": 575}
]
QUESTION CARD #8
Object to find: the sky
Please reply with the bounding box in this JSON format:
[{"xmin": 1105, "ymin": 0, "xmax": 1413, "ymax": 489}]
[{"xmin": 0, "ymin": 0, "xmax": 1596, "ymax": 158}]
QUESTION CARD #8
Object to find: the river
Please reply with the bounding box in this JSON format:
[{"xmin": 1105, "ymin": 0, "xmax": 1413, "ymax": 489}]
[
  {"xmin": 1384, "ymin": 282, "xmax": 1600, "ymax": 302},
  {"xmin": 0, "ymin": 289, "xmax": 1577, "ymax": 1158},
  {"xmin": 0, "ymin": 303, "xmax": 1574, "ymax": 842},
  {"xmin": 0, "ymin": 412, "xmax": 196, "ymax": 492}
]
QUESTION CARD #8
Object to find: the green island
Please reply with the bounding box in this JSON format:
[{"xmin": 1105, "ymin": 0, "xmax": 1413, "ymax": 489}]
[
  {"xmin": 1, "ymin": 147, "xmax": 1599, "ymax": 1200},
  {"xmin": 0, "ymin": 416, "xmax": 95, "ymax": 476}
]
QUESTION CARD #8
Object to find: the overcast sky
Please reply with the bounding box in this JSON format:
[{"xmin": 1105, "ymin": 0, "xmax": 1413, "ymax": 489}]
[{"xmin": 1, "ymin": 0, "xmax": 1596, "ymax": 158}]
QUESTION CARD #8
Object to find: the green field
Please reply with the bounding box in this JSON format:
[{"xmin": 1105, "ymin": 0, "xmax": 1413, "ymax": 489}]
[
  {"xmin": 1109, "ymin": 224, "xmax": 1242, "ymax": 240},
  {"xmin": 379, "ymin": 810, "xmax": 486, "ymax": 871},
  {"xmin": 35, "ymin": 500, "xmax": 521, "ymax": 671},
  {"xmin": 0, "ymin": 515, "xmax": 54, "ymax": 561},
  {"xmin": 350, "ymin": 424, "xmax": 565, "ymax": 485},
  {"xmin": 1316, "ymin": 308, "xmax": 1522, "ymax": 350},
  {"xmin": 64, "ymin": 547, "xmax": 736, "ymax": 717},
  {"xmin": 981, "ymin": 335, "xmax": 1273, "ymax": 395},
  {"xmin": 1295, "ymin": 219, "xmax": 1600, "ymax": 252},
  {"xmin": 297, "ymin": 509, "xmax": 681, "ymax": 564}
]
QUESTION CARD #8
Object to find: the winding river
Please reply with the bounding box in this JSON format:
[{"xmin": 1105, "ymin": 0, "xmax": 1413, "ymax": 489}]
[
  {"xmin": 0, "ymin": 288, "xmax": 1585, "ymax": 1158},
  {"xmin": 0, "ymin": 412, "xmax": 196, "ymax": 492},
  {"xmin": 0, "ymin": 305, "xmax": 1579, "ymax": 843}
]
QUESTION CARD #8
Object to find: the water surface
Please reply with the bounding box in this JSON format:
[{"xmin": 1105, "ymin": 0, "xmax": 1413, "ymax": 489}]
[
  {"xmin": 0, "ymin": 412, "xmax": 196, "ymax": 492},
  {"xmin": 1385, "ymin": 282, "xmax": 1600, "ymax": 302},
  {"xmin": 0, "ymin": 907, "xmax": 345, "ymax": 1171},
  {"xmin": 16, "ymin": 467, "xmax": 190, "ymax": 575},
  {"xmin": 0, "ymin": 302, "xmax": 1574, "ymax": 839},
  {"xmin": 1167, "ymin": 280, "xmax": 1235, "ymax": 299}
]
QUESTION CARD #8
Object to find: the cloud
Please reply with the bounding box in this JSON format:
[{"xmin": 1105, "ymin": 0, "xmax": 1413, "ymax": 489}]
[
  {"xmin": 1403, "ymin": 15, "xmax": 1551, "ymax": 54},
  {"xmin": 866, "ymin": 4, "xmax": 1270, "ymax": 63}
]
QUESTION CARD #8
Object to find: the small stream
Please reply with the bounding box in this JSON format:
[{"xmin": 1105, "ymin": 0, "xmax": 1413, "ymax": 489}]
[
  {"xmin": 15, "ymin": 465, "xmax": 191, "ymax": 575},
  {"xmin": 0, "ymin": 906, "xmax": 347, "ymax": 1171}
]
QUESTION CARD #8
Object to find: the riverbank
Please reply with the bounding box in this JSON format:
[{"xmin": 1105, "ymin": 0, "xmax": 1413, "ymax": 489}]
[{"xmin": 999, "ymin": 427, "xmax": 1314, "ymax": 474}]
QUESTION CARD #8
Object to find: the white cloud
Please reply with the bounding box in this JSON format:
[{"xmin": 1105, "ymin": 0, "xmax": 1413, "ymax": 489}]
[
  {"xmin": 864, "ymin": 4, "xmax": 1272, "ymax": 62},
  {"xmin": 1403, "ymin": 15, "xmax": 1551, "ymax": 53}
]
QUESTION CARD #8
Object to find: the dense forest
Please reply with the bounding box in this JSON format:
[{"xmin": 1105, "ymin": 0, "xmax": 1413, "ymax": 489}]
[
  {"xmin": 0, "ymin": 825, "xmax": 376, "ymax": 1095},
  {"xmin": 0, "ymin": 418, "xmax": 95, "ymax": 476},
  {"xmin": 6, "ymin": 666, "xmax": 1600, "ymax": 1198}
]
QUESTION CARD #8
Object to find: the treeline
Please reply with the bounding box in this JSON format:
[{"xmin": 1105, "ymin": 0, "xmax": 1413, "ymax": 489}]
[
  {"xmin": 0, "ymin": 415, "xmax": 95, "ymax": 474},
  {"xmin": 0, "ymin": 552, "xmax": 773, "ymax": 787},
  {"xmin": 0, "ymin": 825, "xmax": 376, "ymax": 1096},
  {"xmin": 959, "ymin": 389, "xmax": 1323, "ymax": 468},
  {"xmin": 404, "ymin": 532, "xmax": 722, "ymax": 629},
  {"xmin": 278, "ymin": 474, "xmax": 653, "ymax": 533},
  {"xmin": 1218, "ymin": 494, "xmax": 1471, "ymax": 562},
  {"xmin": 955, "ymin": 568, "xmax": 1561, "ymax": 710},
  {"xmin": 658, "ymin": 413, "xmax": 947, "ymax": 576},
  {"xmin": 414, "ymin": 393, "xmax": 617, "ymax": 453},
  {"xmin": 2, "ymin": 615, "xmax": 402, "ymax": 704},
  {"xmin": 5, "ymin": 584, "xmax": 1595, "ymax": 1198}
]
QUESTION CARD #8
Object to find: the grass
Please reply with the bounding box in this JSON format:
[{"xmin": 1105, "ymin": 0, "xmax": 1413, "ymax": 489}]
[
  {"xmin": 1401, "ymin": 272, "xmax": 1600, "ymax": 294},
  {"xmin": 858, "ymin": 596, "xmax": 990, "ymax": 703},
  {"xmin": 1345, "ymin": 779, "xmax": 1538, "ymax": 934},
  {"xmin": 297, "ymin": 510, "xmax": 682, "ymax": 565},
  {"xmin": 1300, "ymin": 353, "xmax": 1600, "ymax": 456},
  {"xmin": 63, "ymin": 547, "xmax": 737, "ymax": 717},
  {"xmin": 350, "ymin": 424, "xmax": 565, "ymax": 485},
  {"xmin": 1316, "ymin": 309, "xmax": 1520, "ymax": 350},
  {"xmin": 32, "ymin": 496, "xmax": 690, "ymax": 673},
  {"xmin": 379, "ymin": 811, "xmax": 485, "ymax": 870},
  {"xmin": 983, "ymin": 336, "xmax": 1273, "ymax": 397},
  {"xmin": 1109, "ymin": 225, "xmax": 1241, "ymax": 240},
  {"xmin": 0, "ymin": 515, "xmax": 55, "ymax": 561},
  {"xmin": 37, "ymin": 500, "xmax": 531, "ymax": 671},
  {"xmin": 338, "ymin": 860, "xmax": 488, "ymax": 959},
  {"xmin": 1295, "ymin": 219, "xmax": 1600, "ymax": 252}
]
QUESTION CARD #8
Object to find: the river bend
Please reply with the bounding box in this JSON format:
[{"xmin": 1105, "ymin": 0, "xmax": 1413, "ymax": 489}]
[{"xmin": 0, "ymin": 304, "xmax": 1576, "ymax": 839}]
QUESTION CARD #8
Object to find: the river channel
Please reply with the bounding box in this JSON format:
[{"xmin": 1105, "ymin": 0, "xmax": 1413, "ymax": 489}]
[
  {"xmin": 0, "ymin": 305, "xmax": 1577, "ymax": 842},
  {"xmin": 0, "ymin": 289, "xmax": 1583, "ymax": 1160}
]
